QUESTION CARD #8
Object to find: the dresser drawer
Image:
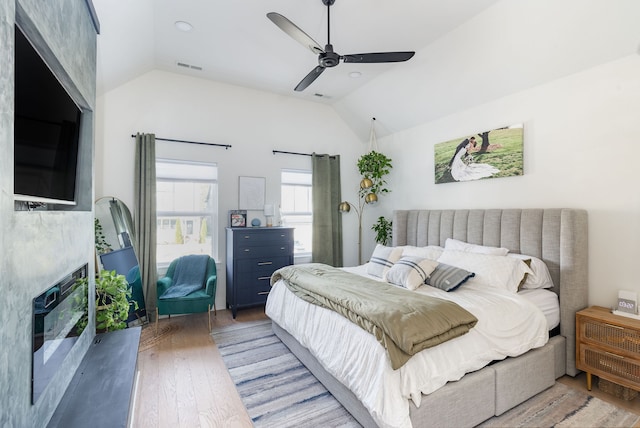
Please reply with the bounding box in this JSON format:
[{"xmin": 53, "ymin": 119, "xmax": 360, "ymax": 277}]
[
  {"xmin": 237, "ymin": 256, "xmax": 290, "ymax": 272},
  {"xmin": 234, "ymin": 243, "xmax": 292, "ymax": 259},
  {"xmin": 579, "ymin": 318, "xmax": 640, "ymax": 356},
  {"xmin": 236, "ymin": 285, "xmax": 271, "ymax": 306},
  {"xmin": 232, "ymin": 229, "xmax": 293, "ymax": 246},
  {"xmin": 579, "ymin": 343, "xmax": 640, "ymax": 386}
]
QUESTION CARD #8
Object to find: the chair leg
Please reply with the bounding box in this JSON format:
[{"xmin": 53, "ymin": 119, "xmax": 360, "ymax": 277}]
[
  {"xmin": 208, "ymin": 304, "xmax": 211, "ymax": 333},
  {"xmin": 155, "ymin": 307, "xmax": 159, "ymax": 335}
]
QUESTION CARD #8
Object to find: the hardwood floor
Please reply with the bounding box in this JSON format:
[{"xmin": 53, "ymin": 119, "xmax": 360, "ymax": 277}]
[
  {"xmin": 132, "ymin": 308, "xmax": 640, "ymax": 427},
  {"xmin": 132, "ymin": 308, "xmax": 265, "ymax": 428}
]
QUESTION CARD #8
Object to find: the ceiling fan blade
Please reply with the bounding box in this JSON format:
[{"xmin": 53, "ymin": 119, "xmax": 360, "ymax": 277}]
[
  {"xmin": 294, "ymin": 66, "xmax": 325, "ymax": 92},
  {"xmin": 342, "ymin": 51, "xmax": 415, "ymax": 63},
  {"xmin": 267, "ymin": 12, "xmax": 324, "ymax": 55}
]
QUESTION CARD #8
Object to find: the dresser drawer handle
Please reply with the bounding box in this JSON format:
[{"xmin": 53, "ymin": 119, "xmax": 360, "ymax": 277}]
[
  {"xmin": 244, "ymin": 248, "xmax": 251, "ymax": 252},
  {"xmin": 258, "ymin": 276, "xmax": 271, "ymax": 281},
  {"xmin": 258, "ymin": 291, "xmax": 270, "ymax": 296},
  {"xmin": 243, "ymin": 236, "xmax": 251, "ymax": 239},
  {"xmin": 258, "ymin": 261, "xmax": 272, "ymax": 266},
  {"xmin": 604, "ymin": 351, "xmax": 624, "ymax": 360},
  {"xmin": 604, "ymin": 323, "xmax": 624, "ymax": 330}
]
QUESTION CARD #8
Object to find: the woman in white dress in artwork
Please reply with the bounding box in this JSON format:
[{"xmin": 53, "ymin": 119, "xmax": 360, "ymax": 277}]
[{"xmin": 449, "ymin": 136, "xmax": 499, "ymax": 181}]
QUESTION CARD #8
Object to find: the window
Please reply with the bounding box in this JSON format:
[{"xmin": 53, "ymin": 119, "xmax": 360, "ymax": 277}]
[
  {"xmin": 156, "ymin": 159, "xmax": 218, "ymax": 267},
  {"xmin": 281, "ymin": 169, "xmax": 312, "ymax": 256}
]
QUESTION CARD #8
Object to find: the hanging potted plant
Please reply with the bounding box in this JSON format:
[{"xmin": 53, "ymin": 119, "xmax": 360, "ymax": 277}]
[{"xmin": 356, "ymin": 150, "xmax": 393, "ymax": 200}]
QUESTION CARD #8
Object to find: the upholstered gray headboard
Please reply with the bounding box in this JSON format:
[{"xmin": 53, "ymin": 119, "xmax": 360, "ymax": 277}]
[{"xmin": 392, "ymin": 209, "xmax": 588, "ymax": 376}]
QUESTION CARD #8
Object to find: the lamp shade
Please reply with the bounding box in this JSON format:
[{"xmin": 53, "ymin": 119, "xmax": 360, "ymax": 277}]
[
  {"xmin": 360, "ymin": 178, "xmax": 373, "ymax": 189},
  {"xmin": 264, "ymin": 204, "xmax": 275, "ymax": 216},
  {"xmin": 365, "ymin": 193, "xmax": 378, "ymax": 204},
  {"xmin": 338, "ymin": 202, "xmax": 351, "ymax": 212}
]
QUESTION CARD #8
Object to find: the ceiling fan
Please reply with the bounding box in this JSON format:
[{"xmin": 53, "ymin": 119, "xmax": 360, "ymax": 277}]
[{"xmin": 267, "ymin": 0, "xmax": 415, "ymax": 92}]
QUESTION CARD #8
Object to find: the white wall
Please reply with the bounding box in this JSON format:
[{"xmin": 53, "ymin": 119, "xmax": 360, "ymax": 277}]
[
  {"xmin": 95, "ymin": 70, "xmax": 367, "ymax": 309},
  {"xmin": 375, "ymin": 55, "xmax": 640, "ymax": 308}
]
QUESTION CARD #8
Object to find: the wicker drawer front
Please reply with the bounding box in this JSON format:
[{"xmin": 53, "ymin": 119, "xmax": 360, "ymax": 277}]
[
  {"xmin": 582, "ymin": 344, "xmax": 640, "ymax": 386},
  {"xmin": 582, "ymin": 319, "xmax": 640, "ymax": 354}
]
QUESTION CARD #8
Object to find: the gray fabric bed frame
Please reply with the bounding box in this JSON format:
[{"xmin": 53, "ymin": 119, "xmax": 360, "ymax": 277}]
[{"xmin": 272, "ymin": 208, "xmax": 588, "ymax": 427}]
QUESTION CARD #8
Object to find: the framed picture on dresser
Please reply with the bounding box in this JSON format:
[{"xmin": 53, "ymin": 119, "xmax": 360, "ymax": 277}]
[{"xmin": 229, "ymin": 210, "xmax": 247, "ymax": 227}]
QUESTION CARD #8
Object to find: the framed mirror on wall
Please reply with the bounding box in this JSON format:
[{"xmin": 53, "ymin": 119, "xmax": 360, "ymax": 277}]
[{"xmin": 95, "ymin": 196, "xmax": 147, "ymax": 324}]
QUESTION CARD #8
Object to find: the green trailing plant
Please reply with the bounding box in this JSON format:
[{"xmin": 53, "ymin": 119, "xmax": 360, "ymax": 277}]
[
  {"xmin": 357, "ymin": 150, "xmax": 393, "ymax": 199},
  {"xmin": 94, "ymin": 218, "xmax": 112, "ymax": 254},
  {"xmin": 76, "ymin": 269, "xmax": 137, "ymax": 333},
  {"xmin": 372, "ymin": 216, "xmax": 393, "ymax": 246}
]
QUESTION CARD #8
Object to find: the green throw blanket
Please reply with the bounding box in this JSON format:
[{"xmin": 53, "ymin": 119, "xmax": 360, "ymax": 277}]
[{"xmin": 271, "ymin": 263, "xmax": 478, "ymax": 370}]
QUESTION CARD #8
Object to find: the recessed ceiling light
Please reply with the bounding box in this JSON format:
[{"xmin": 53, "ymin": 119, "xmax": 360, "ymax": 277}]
[
  {"xmin": 175, "ymin": 21, "xmax": 193, "ymax": 32},
  {"xmin": 349, "ymin": 71, "xmax": 362, "ymax": 78}
]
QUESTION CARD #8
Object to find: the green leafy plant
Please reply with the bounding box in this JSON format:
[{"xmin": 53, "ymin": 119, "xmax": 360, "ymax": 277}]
[
  {"xmin": 372, "ymin": 216, "xmax": 392, "ymax": 246},
  {"xmin": 94, "ymin": 218, "xmax": 112, "ymax": 254},
  {"xmin": 76, "ymin": 269, "xmax": 137, "ymax": 333},
  {"xmin": 357, "ymin": 150, "xmax": 393, "ymax": 198}
]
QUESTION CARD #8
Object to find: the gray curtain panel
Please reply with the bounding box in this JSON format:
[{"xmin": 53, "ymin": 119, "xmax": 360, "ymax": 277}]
[
  {"xmin": 134, "ymin": 133, "xmax": 158, "ymax": 315},
  {"xmin": 311, "ymin": 153, "xmax": 343, "ymax": 266}
]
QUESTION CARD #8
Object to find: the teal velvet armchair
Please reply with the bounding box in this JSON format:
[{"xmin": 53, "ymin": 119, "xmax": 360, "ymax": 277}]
[{"xmin": 156, "ymin": 255, "xmax": 217, "ymax": 333}]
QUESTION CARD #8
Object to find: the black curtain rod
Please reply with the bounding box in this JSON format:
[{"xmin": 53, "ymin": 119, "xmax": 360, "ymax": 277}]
[
  {"xmin": 273, "ymin": 150, "xmax": 336, "ymax": 158},
  {"xmin": 131, "ymin": 135, "xmax": 231, "ymax": 149}
]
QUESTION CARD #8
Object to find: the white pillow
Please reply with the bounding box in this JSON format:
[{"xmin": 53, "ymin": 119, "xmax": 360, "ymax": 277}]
[
  {"xmin": 437, "ymin": 249, "xmax": 532, "ymax": 294},
  {"xmin": 508, "ymin": 253, "xmax": 555, "ymax": 289},
  {"xmin": 385, "ymin": 256, "xmax": 439, "ymax": 291},
  {"xmin": 400, "ymin": 245, "xmax": 443, "ymax": 261},
  {"xmin": 444, "ymin": 238, "xmax": 509, "ymax": 256},
  {"xmin": 366, "ymin": 244, "xmax": 403, "ymax": 279}
]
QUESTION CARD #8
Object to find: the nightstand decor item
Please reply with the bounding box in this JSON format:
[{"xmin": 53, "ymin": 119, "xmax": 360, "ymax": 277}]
[{"xmin": 614, "ymin": 290, "xmax": 639, "ymax": 319}]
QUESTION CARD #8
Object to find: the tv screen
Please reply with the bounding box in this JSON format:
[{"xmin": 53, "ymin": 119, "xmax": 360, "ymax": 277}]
[{"xmin": 14, "ymin": 26, "xmax": 81, "ymax": 205}]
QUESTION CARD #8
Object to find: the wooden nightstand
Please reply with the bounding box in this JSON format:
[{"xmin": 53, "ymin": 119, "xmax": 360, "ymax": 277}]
[{"xmin": 576, "ymin": 306, "xmax": 640, "ymax": 392}]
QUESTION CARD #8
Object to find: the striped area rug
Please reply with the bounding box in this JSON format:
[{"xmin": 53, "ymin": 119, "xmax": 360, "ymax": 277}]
[
  {"xmin": 212, "ymin": 320, "xmax": 360, "ymax": 427},
  {"xmin": 213, "ymin": 320, "xmax": 640, "ymax": 428}
]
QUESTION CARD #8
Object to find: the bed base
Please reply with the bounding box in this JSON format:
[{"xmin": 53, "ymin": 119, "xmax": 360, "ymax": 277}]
[{"xmin": 274, "ymin": 321, "xmax": 565, "ymax": 427}]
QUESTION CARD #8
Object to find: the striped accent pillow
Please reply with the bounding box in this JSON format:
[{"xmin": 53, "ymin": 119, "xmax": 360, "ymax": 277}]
[
  {"xmin": 366, "ymin": 244, "xmax": 403, "ymax": 279},
  {"xmin": 427, "ymin": 263, "xmax": 475, "ymax": 292},
  {"xmin": 386, "ymin": 256, "xmax": 439, "ymax": 290}
]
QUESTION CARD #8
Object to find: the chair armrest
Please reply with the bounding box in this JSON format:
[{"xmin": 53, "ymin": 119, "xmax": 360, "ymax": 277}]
[
  {"xmin": 205, "ymin": 274, "xmax": 217, "ymax": 296},
  {"xmin": 157, "ymin": 277, "xmax": 173, "ymax": 297}
]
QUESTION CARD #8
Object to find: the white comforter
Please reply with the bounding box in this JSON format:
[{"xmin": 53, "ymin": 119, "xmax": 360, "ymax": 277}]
[{"xmin": 265, "ymin": 264, "xmax": 548, "ymax": 428}]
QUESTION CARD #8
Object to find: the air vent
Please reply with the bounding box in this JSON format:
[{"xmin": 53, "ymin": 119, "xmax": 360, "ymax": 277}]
[{"xmin": 176, "ymin": 61, "xmax": 203, "ymax": 71}]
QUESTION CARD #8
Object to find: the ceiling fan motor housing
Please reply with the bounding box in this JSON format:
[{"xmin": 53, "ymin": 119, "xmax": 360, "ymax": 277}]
[{"xmin": 319, "ymin": 44, "xmax": 340, "ymax": 67}]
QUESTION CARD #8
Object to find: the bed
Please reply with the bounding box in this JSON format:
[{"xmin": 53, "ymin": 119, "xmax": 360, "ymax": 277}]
[{"xmin": 266, "ymin": 208, "xmax": 588, "ymax": 428}]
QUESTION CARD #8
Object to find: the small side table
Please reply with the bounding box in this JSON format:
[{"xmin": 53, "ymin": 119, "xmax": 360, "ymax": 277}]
[{"xmin": 576, "ymin": 306, "xmax": 640, "ymax": 392}]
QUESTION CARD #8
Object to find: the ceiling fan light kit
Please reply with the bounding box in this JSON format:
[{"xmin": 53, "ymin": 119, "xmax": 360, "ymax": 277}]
[{"xmin": 267, "ymin": 0, "xmax": 415, "ymax": 92}]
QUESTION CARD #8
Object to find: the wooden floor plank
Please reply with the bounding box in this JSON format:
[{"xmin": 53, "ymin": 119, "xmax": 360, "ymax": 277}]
[{"xmin": 134, "ymin": 307, "xmax": 640, "ymax": 427}]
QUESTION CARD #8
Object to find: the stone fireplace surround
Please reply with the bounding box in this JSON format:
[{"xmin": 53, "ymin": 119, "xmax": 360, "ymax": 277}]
[{"xmin": 0, "ymin": 0, "xmax": 99, "ymax": 426}]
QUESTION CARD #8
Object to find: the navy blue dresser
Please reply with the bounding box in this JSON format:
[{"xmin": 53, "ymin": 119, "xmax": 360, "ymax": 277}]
[{"xmin": 225, "ymin": 227, "xmax": 294, "ymax": 318}]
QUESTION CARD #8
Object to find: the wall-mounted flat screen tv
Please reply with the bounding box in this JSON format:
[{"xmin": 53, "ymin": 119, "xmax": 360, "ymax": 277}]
[{"xmin": 14, "ymin": 25, "xmax": 81, "ymax": 206}]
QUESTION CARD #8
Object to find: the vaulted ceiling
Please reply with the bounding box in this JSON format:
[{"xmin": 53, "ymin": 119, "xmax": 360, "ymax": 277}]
[{"xmin": 93, "ymin": 0, "xmax": 640, "ymax": 139}]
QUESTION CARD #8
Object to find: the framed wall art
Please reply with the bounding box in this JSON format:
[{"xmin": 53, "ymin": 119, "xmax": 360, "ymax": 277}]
[
  {"xmin": 229, "ymin": 210, "xmax": 247, "ymax": 228},
  {"xmin": 239, "ymin": 176, "xmax": 266, "ymax": 210},
  {"xmin": 434, "ymin": 123, "xmax": 524, "ymax": 184}
]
